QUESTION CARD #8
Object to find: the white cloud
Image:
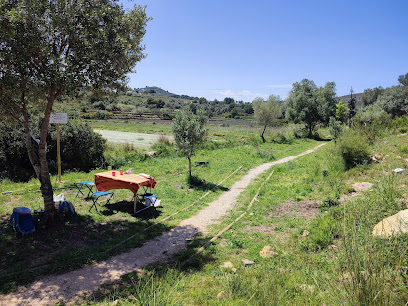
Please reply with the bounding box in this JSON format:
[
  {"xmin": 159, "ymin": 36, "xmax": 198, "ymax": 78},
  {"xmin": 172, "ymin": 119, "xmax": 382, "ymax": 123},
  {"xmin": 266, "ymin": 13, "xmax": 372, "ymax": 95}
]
[{"xmin": 215, "ymin": 89, "xmax": 268, "ymax": 101}]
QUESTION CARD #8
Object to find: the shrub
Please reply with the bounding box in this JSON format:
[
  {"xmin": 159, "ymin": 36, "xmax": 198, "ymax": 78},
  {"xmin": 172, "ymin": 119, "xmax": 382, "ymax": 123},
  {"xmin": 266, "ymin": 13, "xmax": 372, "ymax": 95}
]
[
  {"xmin": 337, "ymin": 130, "xmax": 371, "ymax": 170},
  {"xmin": 47, "ymin": 121, "xmax": 106, "ymax": 172},
  {"xmin": 0, "ymin": 119, "xmax": 106, "ymax": 181}
]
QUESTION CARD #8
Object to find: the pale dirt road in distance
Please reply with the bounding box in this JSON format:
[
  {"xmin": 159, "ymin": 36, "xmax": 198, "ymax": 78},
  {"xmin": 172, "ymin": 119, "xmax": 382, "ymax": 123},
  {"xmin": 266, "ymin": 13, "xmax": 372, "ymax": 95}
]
[{"xmin": 94, "ymin": 129, "xmax": 174, "ymax": 148}]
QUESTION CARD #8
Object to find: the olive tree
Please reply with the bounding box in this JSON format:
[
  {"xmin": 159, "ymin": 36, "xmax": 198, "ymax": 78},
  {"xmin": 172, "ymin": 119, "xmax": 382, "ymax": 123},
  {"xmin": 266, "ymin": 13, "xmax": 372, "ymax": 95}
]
[
  {"xmin": 0, "ymin": 0, "xmax": 150, "ymax": 221},
  {"xmin": 286, "ymin": 79, "xmax": 337, "ymax": 138},
  {"xmin": 172, "ymin": 109, "xmax": 208, "ymax": 182},
  {"xmin": 252, "ymin": 95, "xmax": 282, "ymax": 143}
]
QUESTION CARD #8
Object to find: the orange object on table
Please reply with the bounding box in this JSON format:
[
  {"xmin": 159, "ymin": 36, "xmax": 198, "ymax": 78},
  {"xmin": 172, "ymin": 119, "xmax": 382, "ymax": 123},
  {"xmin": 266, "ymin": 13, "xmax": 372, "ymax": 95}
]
[{"xmin": 94, "ymin": 171, "xmax": 156, "ymax": 195}]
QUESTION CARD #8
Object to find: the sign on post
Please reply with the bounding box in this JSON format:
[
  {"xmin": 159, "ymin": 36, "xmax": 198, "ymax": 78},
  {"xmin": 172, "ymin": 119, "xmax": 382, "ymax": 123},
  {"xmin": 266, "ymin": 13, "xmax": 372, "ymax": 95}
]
[
  {"xmin": 50, "ymin": 113, "xmax": 68, "ymax": 124},
  {"xmin": 50, "ymin": 113, "xmax": 67, "ymax": 183}
]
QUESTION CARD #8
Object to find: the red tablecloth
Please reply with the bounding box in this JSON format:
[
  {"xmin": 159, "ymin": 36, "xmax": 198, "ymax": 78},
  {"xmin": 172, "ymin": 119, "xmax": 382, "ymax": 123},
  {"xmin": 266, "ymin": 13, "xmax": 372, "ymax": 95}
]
[{"xmin": 94, "ymin": 172, "xmax": 156, "ymax": 195}]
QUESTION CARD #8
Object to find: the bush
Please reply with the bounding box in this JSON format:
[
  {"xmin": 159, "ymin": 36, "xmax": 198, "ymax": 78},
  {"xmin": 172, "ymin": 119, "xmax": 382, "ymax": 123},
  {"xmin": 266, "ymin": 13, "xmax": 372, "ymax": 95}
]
[
  {"xmin": 47, "ymin": 121, "xmax": 106, "ymax": 172},
  {"xmin": 0, "ymin": 119, "xmax": 106, "ymax": 181},
  {"xmin": 337, "ymin": 130, "xmax": 371, "ymax": 170}
]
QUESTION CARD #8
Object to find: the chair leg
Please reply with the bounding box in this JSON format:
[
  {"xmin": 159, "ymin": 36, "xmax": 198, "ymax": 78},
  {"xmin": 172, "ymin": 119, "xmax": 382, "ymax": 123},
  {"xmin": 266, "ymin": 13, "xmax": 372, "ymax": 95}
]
[
  {"xmin": 105, "ymin": 193, "xmax": 114, "ymax": 211},
  {"xmin": 89, "ymin": 197, "xmax": 99, "ymax": 213},
  {"xmin": 75, "ymin": 184, "xmax": 84, "ymax": 198}
]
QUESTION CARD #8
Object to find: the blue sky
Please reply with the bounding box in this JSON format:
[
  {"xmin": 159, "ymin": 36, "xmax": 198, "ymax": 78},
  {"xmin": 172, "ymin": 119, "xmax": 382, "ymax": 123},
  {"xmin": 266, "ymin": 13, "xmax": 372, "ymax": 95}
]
[{"xmin": 121, "ymin": 0, "xmax": 408, "ymax": 102}]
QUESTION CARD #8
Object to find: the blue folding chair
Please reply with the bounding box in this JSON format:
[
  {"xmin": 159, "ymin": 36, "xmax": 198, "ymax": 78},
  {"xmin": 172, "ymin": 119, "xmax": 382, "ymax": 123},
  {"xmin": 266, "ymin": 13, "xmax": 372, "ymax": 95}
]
[
  {"xmin": 74, "ymin": 181, "xmax": 95, "ymax": 198},
  {"xmin": 89, "ymin": 191, "xmax": 114, "ymax": 213}
]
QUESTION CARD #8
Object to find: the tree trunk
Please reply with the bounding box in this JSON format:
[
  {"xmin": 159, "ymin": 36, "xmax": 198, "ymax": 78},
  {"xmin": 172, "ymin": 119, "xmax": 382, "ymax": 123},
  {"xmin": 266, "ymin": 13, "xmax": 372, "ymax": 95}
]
[
  {"xmin": 188, "ymin": 155, "xmax": 192, "ymax": 181},
  {"xmin": 260, "ymin": 125, "xmax": 267, "ymax": 143},
  {"xmin": 39, "ymin": 90, "xmax": 56, "ymax": 220},
  {"xmin": 308, "ymin": 124, "xmax": 313, "ymax": 138}
]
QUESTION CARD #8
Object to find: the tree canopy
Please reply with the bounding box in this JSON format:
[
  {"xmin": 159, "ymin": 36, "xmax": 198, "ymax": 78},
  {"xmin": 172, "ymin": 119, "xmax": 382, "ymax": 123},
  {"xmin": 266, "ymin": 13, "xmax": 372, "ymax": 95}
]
[
  {"xmin": 252, "ymin": 95, "xmax": 282, "ymax": 143},
  {"xmin": 0, "ymin": 0, "xmax": 150, "ymax": 218},
  {"xmin": 285, "ymin": 79, "xmax": 337, "ymax": 137},
  {"xmin": 172, "ymin": 108, "xmax": 208, "ymax": 181}
]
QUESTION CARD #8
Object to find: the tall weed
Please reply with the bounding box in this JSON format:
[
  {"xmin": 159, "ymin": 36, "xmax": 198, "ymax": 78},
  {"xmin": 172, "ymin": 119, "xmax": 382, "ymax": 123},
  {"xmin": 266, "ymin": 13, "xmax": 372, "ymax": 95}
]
[{"xmin": 338, "ymin": 173, "xmax": 408, "ymax": 304}]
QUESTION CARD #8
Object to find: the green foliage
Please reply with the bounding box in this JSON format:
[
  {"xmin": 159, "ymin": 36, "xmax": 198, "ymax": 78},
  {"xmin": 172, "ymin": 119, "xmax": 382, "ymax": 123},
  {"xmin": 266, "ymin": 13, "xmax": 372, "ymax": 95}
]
[
  {"xmin": 336, "ymin": 130, "xmax": 371, "ymax": 170},
  {"xmin": 0, "ymin": 0, "xmax": 150, "ymax": 212},
  {"xmin": 398, "ymin": 72, "xmax": 408, "ymax": 86},
  {"xmin": 286, "ymin": 79, "xmax": 337, "ymax": 137},
  {"xmin": 377, "ymin": 85, "xmax": 408, "ymax": 118},
  {"xmin": 172, "ymin": 108, "xmax": 208, "ymax": 179},
  {"xmin": 0, "ymin": 120, "xmax": 106, "ymax": 181},
  {"xmin": 252, "ymin": 95, "xmax": 283, "ymax": 143},
  {"xmin": 352, "ymin": 104, "xmax": 392, "ymax": 143},
  {"xmin": 360, "ymin": 87, "xmax": 384, "ymax": 106},
  {"xmin": 320, "ymin": 196, "xmax": 339, "ymax": 210},
  {"xmin": 335, "ymin": 101, "xmax": 349, "ymax": 123},
  {"xmin": 301, "ymin": 214, "xmax": 337, "ymax": 251},
  {"xmin": 328, "ymin": 117, "xmax": 343, "ymax": 142}
]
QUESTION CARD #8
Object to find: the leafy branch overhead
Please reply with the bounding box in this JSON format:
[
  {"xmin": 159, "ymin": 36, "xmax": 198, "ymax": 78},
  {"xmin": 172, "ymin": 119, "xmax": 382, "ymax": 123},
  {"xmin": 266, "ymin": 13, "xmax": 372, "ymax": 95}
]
[{"xmin": 0, "ymin": 0, "xmax": 150, "ymax": 219}]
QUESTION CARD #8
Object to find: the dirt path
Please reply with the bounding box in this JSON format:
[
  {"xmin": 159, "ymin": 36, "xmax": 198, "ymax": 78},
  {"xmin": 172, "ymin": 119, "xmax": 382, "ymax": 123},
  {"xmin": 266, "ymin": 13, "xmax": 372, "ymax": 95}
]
[{"xmin": 0, "ymin": 143, "xmax": 326, "ymax": 306}]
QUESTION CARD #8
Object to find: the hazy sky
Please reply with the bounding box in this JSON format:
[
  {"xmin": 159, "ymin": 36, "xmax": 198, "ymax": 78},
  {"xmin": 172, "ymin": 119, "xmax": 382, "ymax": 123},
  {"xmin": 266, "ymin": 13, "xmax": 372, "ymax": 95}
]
[{"xmin": 120, "ymin": 0, "xmax": 407, "ymax": 102}]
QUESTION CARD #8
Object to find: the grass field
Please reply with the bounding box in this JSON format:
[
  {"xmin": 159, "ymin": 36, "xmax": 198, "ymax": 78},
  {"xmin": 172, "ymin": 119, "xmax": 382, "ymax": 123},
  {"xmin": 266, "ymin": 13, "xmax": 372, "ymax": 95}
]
[
  {"xmin": 86, "ymin": 133, "xmax": 408, "ymax": 305},
  {"xmin": 0, "ymin": 120, "xmax": 319, "ymax": 293}
]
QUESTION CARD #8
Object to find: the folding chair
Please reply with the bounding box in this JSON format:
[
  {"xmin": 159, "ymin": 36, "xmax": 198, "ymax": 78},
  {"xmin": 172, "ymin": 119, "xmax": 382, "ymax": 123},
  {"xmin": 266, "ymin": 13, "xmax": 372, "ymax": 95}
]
[
  {"xmin": 74, "ymin": 181, "xmax": 95, "ymax": 198},
  {"xmin": 89, "ymin": 191, "xmax": 114, "ymax": 213}
]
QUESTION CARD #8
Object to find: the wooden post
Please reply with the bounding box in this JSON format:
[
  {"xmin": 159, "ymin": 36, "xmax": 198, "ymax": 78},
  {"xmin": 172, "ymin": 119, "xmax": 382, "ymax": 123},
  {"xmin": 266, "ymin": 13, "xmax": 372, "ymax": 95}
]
[{"xmin": 57, "ymin": 123, "xmax": 62, "ymax": 183}]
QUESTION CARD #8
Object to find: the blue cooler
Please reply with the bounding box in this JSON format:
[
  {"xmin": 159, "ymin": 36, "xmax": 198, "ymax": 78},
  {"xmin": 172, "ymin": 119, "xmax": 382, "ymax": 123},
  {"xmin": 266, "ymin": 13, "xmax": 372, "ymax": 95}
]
[{"xmin": 9, "ymin": 207, "xmax": 35, "ymax": 236}]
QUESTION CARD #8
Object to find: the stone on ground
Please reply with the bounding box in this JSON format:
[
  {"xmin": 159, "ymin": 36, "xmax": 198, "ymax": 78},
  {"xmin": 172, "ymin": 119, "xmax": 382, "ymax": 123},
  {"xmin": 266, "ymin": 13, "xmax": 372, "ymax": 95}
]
[
  {"xmin": 242, "ymin": 259, "xmax": 255, "ymax": 266},
  {"xmin": 219, "ymin": 261, "xmax": 234, "ymax": 269},
  {"xmin": 259, "ymin": 246, "xmax": 279, "ymax": 258},
  {"xmin": 373, "ymin": 209, "xmax": 408, "ymax": 237}
]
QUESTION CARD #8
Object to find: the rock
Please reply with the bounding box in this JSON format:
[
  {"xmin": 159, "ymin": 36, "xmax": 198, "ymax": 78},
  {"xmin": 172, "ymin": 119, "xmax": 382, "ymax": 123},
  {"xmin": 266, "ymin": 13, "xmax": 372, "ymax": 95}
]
[
  {"xmin": 242, "ymin": 259, "xmax": 255, "ymax": 266},
  {"xmin": 352, "ymin": 182, "xmax": 373, "ymax": 192},
  {"xmin": 373, "ymin": 209, "xmax": 408, "ymax": 237},
  {"xmin": 232, "ymin": 268, "xmax": 237, "ymax": 273},
  {"xmin": 397, "ymin": 156, "xmax": 402, "ymax": 159},
  {"xmin": 302, "ymin": 230, "xmax": 310, "ymax": 237},
  {"xmin": 217, "ymin": 290, "xmax": 227, "ymax": 299},
  {"xmin": 145, "ymin": 151, "xmax": 157, "ymax": 157},
  {"xmin": 405, "ymin": 158, "xmax": 408, "ymax": 164},
  {"xmin": 220, "ymin": 261, "xmax": 234, "ymax": 269},
  {"xmin": 372, "ymin": 154, "xmax": 383, "ymax": 162},
  {"xmin": 259, "ymin": 246, "xmax": 279, "ymax": 258},
  {"xmin": 328, "ymin": 244, "xmax": 338, "ymax": 251},
  {"xmin": 394, "ymin": 168, "xmax": 404, "ymax": 173}
]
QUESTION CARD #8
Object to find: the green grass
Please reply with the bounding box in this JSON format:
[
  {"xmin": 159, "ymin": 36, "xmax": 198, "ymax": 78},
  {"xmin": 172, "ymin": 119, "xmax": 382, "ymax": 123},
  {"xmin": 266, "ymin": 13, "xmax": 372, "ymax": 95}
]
[
  {"xmin": 0, "ymin": 123, "xmax": 318, "ymax": 293},
  {"xmin": 84, "ymin": 132, "xmax": 408, "ymax": 305}
]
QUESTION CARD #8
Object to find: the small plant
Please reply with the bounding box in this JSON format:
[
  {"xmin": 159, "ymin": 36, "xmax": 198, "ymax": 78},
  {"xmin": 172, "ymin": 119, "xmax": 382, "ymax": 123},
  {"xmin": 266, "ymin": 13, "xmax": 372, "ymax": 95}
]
[
  {"xmin": 320, "ymin": 196, "xmax": 339, "ymax": 210},
  {"xmin": 300, "ymin": 214, "xmax": 337, "ymax": 251},
  {"xmin": 337, "ymin": 130, "xmax": 371, "ymax": 170}
]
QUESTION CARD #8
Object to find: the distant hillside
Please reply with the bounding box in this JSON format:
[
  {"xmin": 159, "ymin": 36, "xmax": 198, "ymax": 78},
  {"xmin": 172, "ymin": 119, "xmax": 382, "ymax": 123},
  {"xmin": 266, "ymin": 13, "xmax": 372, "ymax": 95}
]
[
  {"xmin": 336, "ymin": 92, "xmax": 363, "ymax": 108},
  {"xmin": 133, "ymin": 86, "xmax": 196, "ymax": 100}
]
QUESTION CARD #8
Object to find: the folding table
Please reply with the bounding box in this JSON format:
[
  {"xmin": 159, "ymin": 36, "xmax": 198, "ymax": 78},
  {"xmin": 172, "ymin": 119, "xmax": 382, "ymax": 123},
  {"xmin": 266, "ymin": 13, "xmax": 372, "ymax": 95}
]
[{"xmin": 94, "ymin": 171, "xmax": 157, "ymax": 214}]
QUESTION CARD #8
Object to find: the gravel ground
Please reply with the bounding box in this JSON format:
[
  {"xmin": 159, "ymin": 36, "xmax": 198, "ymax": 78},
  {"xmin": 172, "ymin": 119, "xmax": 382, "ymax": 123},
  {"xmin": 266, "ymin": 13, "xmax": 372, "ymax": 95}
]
[{"xmin": 0, "ymin": 143, "xmax": 326, "ymax": 306}]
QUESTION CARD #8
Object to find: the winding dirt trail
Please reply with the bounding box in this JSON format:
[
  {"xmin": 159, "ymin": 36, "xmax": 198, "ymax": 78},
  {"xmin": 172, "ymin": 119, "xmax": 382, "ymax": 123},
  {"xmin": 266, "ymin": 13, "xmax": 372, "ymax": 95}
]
[{"xmin": 0, "ymin": 143, "xmax": 326, "ymax": 306}]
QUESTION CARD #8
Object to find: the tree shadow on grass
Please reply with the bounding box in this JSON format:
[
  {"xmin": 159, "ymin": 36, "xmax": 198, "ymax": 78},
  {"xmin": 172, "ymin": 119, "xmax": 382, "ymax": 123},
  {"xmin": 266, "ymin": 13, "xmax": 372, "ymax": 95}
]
[
  {"xmin": 0, "ymin": 209, "xmax": 170, "ymax": 294},
  {"xmin": 107, "ymin": 200, "xmax": 162, "ymax": 220},
  {"xmin": 188, "ymin": 176, "xmax": 229, "ymax": 192}
]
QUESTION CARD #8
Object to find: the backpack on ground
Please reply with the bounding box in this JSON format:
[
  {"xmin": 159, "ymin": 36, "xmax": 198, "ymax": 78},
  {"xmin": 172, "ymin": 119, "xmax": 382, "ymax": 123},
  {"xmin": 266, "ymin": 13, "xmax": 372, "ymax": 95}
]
[
  {"xmin": 58, "ymin": 200, "xmax": 76, "ymax": 216},
  {"xmin": 9, "ymin": 207, "xmax": 35, "ymax": 236}
]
